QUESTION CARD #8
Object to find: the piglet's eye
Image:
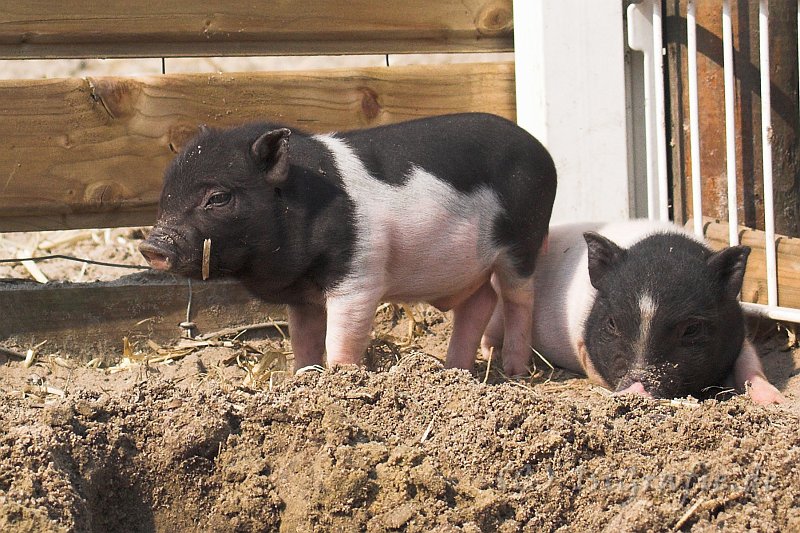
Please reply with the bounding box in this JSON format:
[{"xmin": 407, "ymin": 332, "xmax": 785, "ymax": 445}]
[
  {"xmin": 205, "ymin": 191, "xmax": 231, "ymax": 208},
  {"xmin": 678, "ymin": 320, "xmax": 707, "ymax": 345},
  {"xmin": 683, "ymin": 322, "xmax": 702, "ymax": 337}
]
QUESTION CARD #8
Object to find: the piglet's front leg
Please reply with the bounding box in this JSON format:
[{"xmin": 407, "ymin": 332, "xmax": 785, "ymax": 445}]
[
  {"xmin": 734, "ymin": 339, "xmax": 785, "ymax": 405},
  {"xmin": 287, "ymin": 303, "xmax": 327, "ymax": 371},
  {"xmin": 324, "ymin": 291, "xmax": 382, "ymax": 367}
]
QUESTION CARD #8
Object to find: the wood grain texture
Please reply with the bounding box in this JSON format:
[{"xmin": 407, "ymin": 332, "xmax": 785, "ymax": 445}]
[
  {"xmin": 0, "ymin": 0, "xmax": 513, "ymax": 58},
  {"xmin": 0, "ymin": 62, "xmax": 516, "ymax": 231},
  {"xmin": 0, "ymin": 273, "xmax": 286, "ymax": 359},
  {"xmin": 699, "ymin": 218, "xmax": 800, "ymax": 308}
]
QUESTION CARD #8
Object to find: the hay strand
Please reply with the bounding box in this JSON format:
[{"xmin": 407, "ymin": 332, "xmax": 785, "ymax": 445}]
[
  {"xmin": 22, "ymin": 348, "xmax": 36, "ymax": 368},
  {"xmin": 673, "ymin": 497, "xmax": 705, "ymax": 531},
  {"xmin": 202, "ymin": 238, "xmax": 211, "ymax": 280},
  {"xmin": 529, "ymin": 345, "xmax": 555, "ymax": 382},
  {"xmin": 483, "ymin": 346, "xmax": 494, "ymax": 384},
  {"xmin": 420, "ymin": 416, "xmax": 436, "ymax": 443}
]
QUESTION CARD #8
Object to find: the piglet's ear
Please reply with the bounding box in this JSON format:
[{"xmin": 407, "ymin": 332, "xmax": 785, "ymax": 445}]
[
  {"xmin": 251, "ymin": 128, "xmax": 291, "ymax": 185},
  {"xmin": 707, "ymin": 245, "xmax": 751, "ymax": 300},
  {"xmin": 584, "ymin": 232, "xmax": 625, "ymax": 291}
]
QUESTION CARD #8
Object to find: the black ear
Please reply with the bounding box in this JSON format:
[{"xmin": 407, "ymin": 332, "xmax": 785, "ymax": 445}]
[
  {"xmin": 584, "ymin": 232, "xmax": 625, "ymax": 291},
  {"xmin": 707, "ymin": 245, "xmax": 751, "ymax": 299},
  {"xmin": 251, "ymin": 128, "xmax": 291, "ymax": 185}
]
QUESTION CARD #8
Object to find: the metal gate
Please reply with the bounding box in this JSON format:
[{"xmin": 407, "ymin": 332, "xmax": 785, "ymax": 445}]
[{"xmin": 627, "ymin": 0, "xmax": 800, "ymax": 323}]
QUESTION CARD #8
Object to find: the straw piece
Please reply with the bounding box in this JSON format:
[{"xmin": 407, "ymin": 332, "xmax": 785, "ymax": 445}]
[
  {"xmin": 19, "ymin": 249, "xmax": 49, "ymax": 283},
  {"xmin": 38, "ymin": 231, "xmax": 93, "ymax": 251},
  {"xmin": 483, "ymin": 346, "xmax": 494, "ymax": 384},
  {"xmin": 202, "ymin": 238, "xmax": 211, "ymax": 280},
  {"xmin": 673, "ymin": 497, "xmax": 705, "ymax": 531},
  {"xmin": 420, "ymin": 416, "xmax": 436, "ymax": 443}
]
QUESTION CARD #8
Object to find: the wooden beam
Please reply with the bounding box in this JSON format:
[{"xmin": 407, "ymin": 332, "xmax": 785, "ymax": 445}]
[
  {"xmin": 0, "ymin": 1, "xmax": 513, "ymax": 59},
  {"xmin": 0, "ymin": 62, "xmax": 516, "ymax": 232},
  {"xmin": 699, "ymin": 218, "xmax": 800, "ymax": 309},
  {"xmin": 0, "ymin": 273, "xmax": 285, "ymax": 359}
]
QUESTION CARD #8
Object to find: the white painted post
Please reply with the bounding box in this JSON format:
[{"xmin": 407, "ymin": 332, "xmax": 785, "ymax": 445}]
[
  {"xmin": 722, "ymin": 0, "xmax": 740, "ymax": 245},
  {"xmin": 627, "ymin": 0, "xmax": 670, "ymax": 222},
  {"xmin": 687, "ymin": 0, "xmax": 704, "ymax": 237},
  {"xmin": 759, "ymin": 0, "xmax": 779, "ymax": 307},
  {"xmin": 513, "ymin": 0, "xmax": 631, "ymax": 223}
]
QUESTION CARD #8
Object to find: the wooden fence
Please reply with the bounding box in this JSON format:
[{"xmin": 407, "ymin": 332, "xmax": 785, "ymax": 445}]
[{"xmin": 0, "ymin": 1, "xmax": 516, "ymax": 354}]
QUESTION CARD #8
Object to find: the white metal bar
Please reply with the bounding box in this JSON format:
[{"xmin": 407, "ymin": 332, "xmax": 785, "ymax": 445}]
[
  {"xmin": 722, "ymin": 0, "xmax": 740, "ymax": 245},
  {"xmin": 627, "ymin": 1, "xmax": 659, "ymax": 220},
  {"xmin": 759, "ymin": 0, "xmax": 779, "ymax": 307},
  {"xmin": 687, "ymin": 0, "xmax": 703, "ymax": 237},
  {"xmin": 741, "ymin": 302, "xmax": 800, "ymax": 323},
  {"xmin": 653, "ymin": 0, "xmax": 670, "ymax": 221}
]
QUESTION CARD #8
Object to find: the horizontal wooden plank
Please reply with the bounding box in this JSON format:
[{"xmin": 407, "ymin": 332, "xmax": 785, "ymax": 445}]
[
  {"xmin": 0, "ymin": 1, "xmax": 513, "ymax": 59},
  {"xmin": 699, "ymin": 218, "xmax": 800, "ymax": 309},
  {"xmin": 0, "ymin": 62, "xmax": 516, "ymax": 232},
  {"xmin": 0, "ymin": 273, "xmax": 286, "ymax": 359}
]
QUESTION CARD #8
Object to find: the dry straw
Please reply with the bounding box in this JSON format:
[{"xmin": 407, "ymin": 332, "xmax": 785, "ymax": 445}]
[{"xmin": 202, "ymin": 238, "xmax": 211, "ymax": 280}]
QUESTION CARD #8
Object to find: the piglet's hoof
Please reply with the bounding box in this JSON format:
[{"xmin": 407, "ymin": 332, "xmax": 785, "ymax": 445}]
[
  {"xmin": 746, "ymin": 376, "xmax": 786, "ymax": 405},
  {"xmin": 502, "ymin": 365, "xmax": 531, "ymax": 378},
  {"xmin": 295, "ymin": 365, "xmax": 326, "ymax": 375}
]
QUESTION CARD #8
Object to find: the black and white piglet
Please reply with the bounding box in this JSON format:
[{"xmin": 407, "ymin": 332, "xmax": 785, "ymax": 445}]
[
  {"xmin": 140, "ymin": 113, "xmax": 557, "ymax": 373},
  {"xmin": 481, "ymin": 219, "xmax": 784, "ymax": 404}
]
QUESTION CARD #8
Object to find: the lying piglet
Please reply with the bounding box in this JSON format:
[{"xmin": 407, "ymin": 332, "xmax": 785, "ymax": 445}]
[
  {"xmin": 140, "ymin": 113, "xmax": 557, "ymax": 373},
  {"xmin": 481, "ymin": 219, "xmax": 784, "ymax": 404}
]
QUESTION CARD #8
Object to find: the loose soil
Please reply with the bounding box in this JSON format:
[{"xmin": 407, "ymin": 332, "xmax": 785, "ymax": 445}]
[{"xmin": 1, "ymin": 230, "xmax": 800, "ymax": 532}]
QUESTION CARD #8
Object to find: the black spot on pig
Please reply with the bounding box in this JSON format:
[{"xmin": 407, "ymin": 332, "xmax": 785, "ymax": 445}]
[{"xmin": 582, "ymin": 231, "xmax": 750, "ymax": 399}]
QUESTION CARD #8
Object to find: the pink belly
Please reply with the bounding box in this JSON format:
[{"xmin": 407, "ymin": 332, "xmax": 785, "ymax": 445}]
[{"xmin": 381, "ymin": 211, "xmax": 497, "ymax": 305}]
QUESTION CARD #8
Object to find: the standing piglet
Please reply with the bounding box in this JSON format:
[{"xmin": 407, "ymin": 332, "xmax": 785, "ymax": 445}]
[
  {"xmin": 481, "ymin": 219, "xmax": 784, "ymax": 404},
  {"xmin": 140, "ymin": 113, "xmax": 557, "ymax": 373}
]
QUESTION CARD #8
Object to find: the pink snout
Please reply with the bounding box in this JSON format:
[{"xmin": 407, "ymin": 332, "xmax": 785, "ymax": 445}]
[
  {"xmin": 139, "ymin": 240, "xmax": 173, "ymax": 271},
  {"xmin": 612, "ymin": 381, "xmax": 653, "ymax": 399}
]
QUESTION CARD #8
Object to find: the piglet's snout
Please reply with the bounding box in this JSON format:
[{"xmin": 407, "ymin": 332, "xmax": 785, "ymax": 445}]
[
  {"xmin": 612, "ymin": 381, "xmax": 653, "ymax": 399},
  {"xmin": 139, "ymin": 234, "xmax": 175, "ymax": 271}
]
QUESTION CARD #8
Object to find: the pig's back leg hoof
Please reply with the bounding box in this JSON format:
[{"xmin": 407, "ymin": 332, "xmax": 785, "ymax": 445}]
[
  {"xmin": 445, "ymin": 280, "xmax": 497, "ymax": 370},
  {"xmin": 495, "ymin": 273, "xmax": 535, "ymax": 377},
  {"xmin": 490, "ymin": 226, "xmax": 547, "ymax": 377}
]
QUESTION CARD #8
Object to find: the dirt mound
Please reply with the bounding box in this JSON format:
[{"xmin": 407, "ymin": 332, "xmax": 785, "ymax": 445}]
[{"xmin": 1, "ymin": 319, "xmax": 799, "ymax": 532}]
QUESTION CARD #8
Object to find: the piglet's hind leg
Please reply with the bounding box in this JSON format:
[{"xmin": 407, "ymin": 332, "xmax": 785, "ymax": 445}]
[{"xmin": 497, "ymin": 276, "xmax": 535, "ymax": 377}]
